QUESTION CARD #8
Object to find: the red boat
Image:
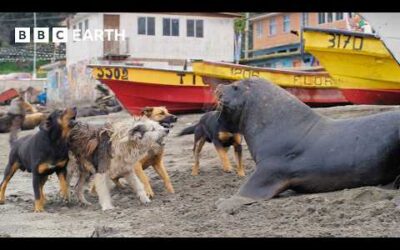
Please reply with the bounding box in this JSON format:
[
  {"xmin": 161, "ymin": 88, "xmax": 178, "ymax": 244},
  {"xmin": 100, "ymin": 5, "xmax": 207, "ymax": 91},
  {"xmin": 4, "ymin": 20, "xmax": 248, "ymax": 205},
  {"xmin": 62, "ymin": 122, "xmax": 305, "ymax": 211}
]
[
  {"xmin": 0, "ymin": 88, "xmax": 19, "ymax": 105},
  {"xmin": 89, "ymin": 65, "xmax": 216, "ymax": 115}
]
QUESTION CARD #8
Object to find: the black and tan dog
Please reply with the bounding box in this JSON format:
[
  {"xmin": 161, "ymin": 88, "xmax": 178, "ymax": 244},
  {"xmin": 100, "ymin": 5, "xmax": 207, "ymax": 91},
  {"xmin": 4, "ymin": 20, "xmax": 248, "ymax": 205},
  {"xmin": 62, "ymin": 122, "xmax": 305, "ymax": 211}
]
[
  {"xmin": 0, "ymin": 107, "xmax": 77, "ymax": 212},
  {"xmin": 178, "ymin": 111, "xmax": 245, "ymax": 177}
]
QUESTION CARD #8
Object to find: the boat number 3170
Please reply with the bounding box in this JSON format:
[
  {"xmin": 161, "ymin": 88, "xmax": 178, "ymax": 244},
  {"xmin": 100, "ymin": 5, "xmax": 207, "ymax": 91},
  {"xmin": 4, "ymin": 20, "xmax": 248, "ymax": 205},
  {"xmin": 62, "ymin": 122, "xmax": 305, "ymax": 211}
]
[
  {"xmin": 96, "ymin": 67, "xmax": 129, "ymax": 80},
  {"xmin": 327, "ymin": 33, "xmax": 364, "ymax": 51}
]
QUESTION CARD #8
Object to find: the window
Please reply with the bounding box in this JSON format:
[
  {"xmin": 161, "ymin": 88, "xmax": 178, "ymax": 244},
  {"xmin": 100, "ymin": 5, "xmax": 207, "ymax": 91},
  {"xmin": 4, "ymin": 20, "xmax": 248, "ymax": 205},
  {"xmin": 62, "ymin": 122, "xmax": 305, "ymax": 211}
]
[
  {"xmin": 138, "ymin": 17, "xmax": 155, "ymax": 35},
  {"xmin": 72, "ymin": 25, "xmax": 77, "ymax": 42},
  {"xmin": 327, "ymin": 13, "xmax": 333, "ymax": 22},
  {"xmin": 172, "ymin": 19, "xmax": 179, "ymax": 36},
  {"xmin": 283, "ymin": 14, "xmax": 290, "ymax": 33},
  {"xmin": 187, "ymin": 20, "xmax": 194, "ymax": 37},
  {"xmin": 302, "ymin": 13, "xmax": 309, "ymax": 27},
  {"xmin": 196, "ymin": 20, "xmax": 203, "ymax": 37},
  {"xmin": 269, "ymin": 17, "xmax": 276, "ymax": 36},
  {"xmin": 147, "ymin": 17, "xmax": 155, "ymax": 35},
  {"xmin": 78, "ymin": 22, "xmax": 83, "ymax": 38},
  {"xmin": 256, "ymin": 22, "xmax": 263, "ymax": 37},
  {"xmin": 187, "ymin": 19, "xmax": 203, "ymax": 37},
  {"xmin": 163, "ymin": 18, "xmax": 170, "ymax": 36},
  {"xmin": 84, "ymin": 19, "xmax": 89, "ymax": 32},
  {"xmin": 318, "ymin": 13, "xmax": 326, "ymax": 24},
  {"xmin": 163, "ymin": 18, "xmax": 179, "ymax": 36},
  {"xmin": 138, "ymin": 17, "xmax": 146, "ymax": 35},
  {"xmin": 336, "ymin": 12, "xmax": 344, "ymax": 20}
]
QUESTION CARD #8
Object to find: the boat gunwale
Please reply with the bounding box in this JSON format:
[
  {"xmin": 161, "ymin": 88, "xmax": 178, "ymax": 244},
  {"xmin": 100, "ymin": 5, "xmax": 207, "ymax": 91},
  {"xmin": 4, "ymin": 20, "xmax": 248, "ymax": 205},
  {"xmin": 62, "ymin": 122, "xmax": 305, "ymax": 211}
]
[
  {"xmin": 99, "ymin": 78, "xmax": 211, "ymax": 88},
  {"xmin": 87, "ymin": 64, "xmax": 195, "ymax": 74},
  {"xmin": 201, "ymin": 75, "xmax": 339, "ymax": 90},
  {"xmin": 302, "ymin": 27, "xmax": 380, "ymax": 39},
  {"xmin": 192, "ymin": 60, "xmax": 330, "ymax": 77}
]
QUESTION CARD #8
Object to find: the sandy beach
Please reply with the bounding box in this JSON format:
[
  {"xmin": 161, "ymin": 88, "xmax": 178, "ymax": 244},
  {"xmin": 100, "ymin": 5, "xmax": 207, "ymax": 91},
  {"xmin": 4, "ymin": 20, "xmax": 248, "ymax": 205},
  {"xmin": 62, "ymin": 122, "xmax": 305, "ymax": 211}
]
[{"xmin": 1, "ymin": 106, "xmax": 400, "ymax": 237}]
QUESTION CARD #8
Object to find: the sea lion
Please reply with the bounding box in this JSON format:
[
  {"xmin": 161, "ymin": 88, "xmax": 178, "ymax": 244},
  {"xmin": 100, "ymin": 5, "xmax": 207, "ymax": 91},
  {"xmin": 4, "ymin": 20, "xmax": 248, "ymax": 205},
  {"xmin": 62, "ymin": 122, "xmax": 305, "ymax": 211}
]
[
  {"xmin": 22, "ymin": 112, "xmax": 47, "ymax": 130},
  {"xmin": 215, "ymin": 78, "xmax": 400, "ymax": 214}
]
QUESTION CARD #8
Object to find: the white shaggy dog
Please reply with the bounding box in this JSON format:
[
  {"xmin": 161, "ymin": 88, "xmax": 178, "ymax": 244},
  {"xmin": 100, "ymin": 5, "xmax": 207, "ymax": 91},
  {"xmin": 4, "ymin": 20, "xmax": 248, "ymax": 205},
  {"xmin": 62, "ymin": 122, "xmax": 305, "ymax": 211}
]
[{"xmin": 93, "ymin": 118, "xmax": 169, "ymax": 210}]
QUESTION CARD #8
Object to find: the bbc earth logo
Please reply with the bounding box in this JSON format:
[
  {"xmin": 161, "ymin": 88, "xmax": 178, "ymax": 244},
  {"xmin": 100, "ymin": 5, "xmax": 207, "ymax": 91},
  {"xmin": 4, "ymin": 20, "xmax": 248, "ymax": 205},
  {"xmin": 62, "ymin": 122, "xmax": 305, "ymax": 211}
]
[{"xmin": 15, "ymin": 27, "xmax": 126, "ymax": 43}]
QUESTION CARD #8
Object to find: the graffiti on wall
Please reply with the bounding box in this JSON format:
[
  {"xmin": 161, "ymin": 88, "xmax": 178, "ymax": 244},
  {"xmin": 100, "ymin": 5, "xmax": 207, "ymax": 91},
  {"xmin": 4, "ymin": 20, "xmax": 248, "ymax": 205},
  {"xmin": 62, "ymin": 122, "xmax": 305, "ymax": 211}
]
[{"xmin": 47, "ymin": 60, "xmax": 98, "ymax": 106}]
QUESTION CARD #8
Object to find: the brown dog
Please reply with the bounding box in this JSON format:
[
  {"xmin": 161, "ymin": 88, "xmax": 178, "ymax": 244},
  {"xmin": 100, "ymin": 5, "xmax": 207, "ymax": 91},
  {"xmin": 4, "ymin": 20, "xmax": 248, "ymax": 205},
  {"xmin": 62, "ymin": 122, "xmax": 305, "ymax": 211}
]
[{"xmin": 128, "ymin": 106, "xmax": 178, "ymax": 198}]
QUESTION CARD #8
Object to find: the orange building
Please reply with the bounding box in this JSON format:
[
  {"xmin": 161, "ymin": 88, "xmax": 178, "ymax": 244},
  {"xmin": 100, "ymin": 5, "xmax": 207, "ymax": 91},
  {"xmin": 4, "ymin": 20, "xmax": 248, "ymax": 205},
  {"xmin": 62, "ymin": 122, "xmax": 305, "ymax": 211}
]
[{"xmin": 243, "ymin": 12, "xmax": 358, "ymax": 68}]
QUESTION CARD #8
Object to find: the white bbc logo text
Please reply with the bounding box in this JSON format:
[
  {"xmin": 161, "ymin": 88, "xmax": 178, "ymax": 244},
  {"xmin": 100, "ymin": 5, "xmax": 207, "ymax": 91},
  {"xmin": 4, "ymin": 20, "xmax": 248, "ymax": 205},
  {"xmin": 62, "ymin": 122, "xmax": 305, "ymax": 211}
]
[{"xmin": 15, "ymin": 27, "xmax": 124, "ymax": 43}]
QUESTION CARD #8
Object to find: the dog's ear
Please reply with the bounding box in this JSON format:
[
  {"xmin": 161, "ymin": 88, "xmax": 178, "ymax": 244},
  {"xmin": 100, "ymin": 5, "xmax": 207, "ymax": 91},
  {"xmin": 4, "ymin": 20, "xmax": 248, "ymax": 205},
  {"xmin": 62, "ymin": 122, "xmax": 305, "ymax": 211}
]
[
  {"xmin": 131, "ymin": 124, "xmax": 147, "ymax": 140},
  {"xmin": 41, "ymin": 111, "xmax": 58, "ymax": 131},
  {"xmin": 140, "ymin": 107, "xmax": 153, "ymax": 117},
  {"xmin": 41, "ymin": 115, "xmax": 52, "ymax": 131}
]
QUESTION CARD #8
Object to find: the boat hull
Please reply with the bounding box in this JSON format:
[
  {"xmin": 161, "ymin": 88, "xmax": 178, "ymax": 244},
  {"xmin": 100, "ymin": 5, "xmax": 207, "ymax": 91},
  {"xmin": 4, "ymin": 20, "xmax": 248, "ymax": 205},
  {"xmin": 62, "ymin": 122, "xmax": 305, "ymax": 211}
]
[
  {"xmin": 101, "ymin": 79, "xmax": 216, "ymax": 115},
  {"xmin": 89, "ymin": 65, "xmax": 217, "ymax": 115},
  {"xmin": 341, "ymin": 89, "xmax": 400, "ymax": 105},
  {"xmin": 284, "ymin": 87, "xmax": 349, "ymax": 105},
  {"xmin": 195, "ymin": 61, "xmax": 350, "ymax": 105}
]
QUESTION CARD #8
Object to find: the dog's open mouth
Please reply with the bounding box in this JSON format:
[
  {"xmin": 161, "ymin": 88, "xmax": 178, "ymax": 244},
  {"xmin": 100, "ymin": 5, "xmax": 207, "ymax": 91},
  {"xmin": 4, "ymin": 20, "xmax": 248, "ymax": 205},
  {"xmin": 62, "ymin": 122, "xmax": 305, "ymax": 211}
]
[
  {"xmin": 68, "ymin": 116, "xmax": 77, "ymax": 128},
  {"xmin": 160, "ymin": 122, "xmax": 173, "ymax": 128},
  {"xmin": 156, "ymin": 137, "xmax": 166, "ymax": 146}
]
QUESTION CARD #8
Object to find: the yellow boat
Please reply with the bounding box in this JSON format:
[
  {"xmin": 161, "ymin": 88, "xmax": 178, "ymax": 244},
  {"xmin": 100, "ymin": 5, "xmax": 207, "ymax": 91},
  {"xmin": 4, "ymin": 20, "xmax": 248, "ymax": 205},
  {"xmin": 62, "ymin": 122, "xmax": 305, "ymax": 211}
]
[
  {"xmin": 303, "ymin": 27, "xmax": 400, "ymax": 105},
  {"xmin": 192, "ymin": 60, "xmax": 350, "ymax": 105}
]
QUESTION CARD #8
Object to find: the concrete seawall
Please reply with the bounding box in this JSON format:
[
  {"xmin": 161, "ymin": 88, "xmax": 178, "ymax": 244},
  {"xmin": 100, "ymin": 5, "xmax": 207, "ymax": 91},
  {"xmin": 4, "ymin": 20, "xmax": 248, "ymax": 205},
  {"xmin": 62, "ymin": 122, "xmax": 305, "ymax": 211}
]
[{"xmin": 0, "ymin": 79, "xmax": 46, "ymax": 92}]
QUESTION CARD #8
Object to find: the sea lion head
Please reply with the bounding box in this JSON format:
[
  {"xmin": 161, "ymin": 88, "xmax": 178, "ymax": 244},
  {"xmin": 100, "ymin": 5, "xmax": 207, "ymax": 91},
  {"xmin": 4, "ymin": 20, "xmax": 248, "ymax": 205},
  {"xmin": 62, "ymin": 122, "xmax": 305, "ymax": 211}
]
[{"xmin": 216, "ymin": 80, "xmax": 251, "ymax": 124}]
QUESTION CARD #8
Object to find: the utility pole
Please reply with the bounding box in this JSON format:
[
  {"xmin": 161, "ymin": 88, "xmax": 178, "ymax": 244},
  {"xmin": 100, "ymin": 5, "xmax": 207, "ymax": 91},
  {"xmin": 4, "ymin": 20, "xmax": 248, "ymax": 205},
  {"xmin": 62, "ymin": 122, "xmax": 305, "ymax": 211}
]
[
  {"xmin": 244, "ymin": 12, "xmax": 250, "ymax": 59},
  {"xmin": 33, "ymin": 12, "xmax": 37, "ymax": 79}
]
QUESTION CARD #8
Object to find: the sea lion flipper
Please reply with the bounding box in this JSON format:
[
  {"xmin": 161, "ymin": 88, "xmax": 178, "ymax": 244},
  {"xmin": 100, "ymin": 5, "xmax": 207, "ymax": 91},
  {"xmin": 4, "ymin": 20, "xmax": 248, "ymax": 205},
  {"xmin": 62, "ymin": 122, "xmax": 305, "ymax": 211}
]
[
  {"xmin": 217, "ymin": 163, "xmax": 290, "ymax": 214},
  {"xmin": 216, "ymin": 196, "xmax": 255, "ymax": 215}
]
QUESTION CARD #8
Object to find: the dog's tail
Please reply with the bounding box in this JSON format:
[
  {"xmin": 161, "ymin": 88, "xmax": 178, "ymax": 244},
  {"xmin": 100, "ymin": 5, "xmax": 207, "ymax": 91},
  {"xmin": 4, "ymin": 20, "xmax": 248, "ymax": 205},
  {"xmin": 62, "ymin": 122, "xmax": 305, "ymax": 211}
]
[{"xmin": 177, "ymin": 123, "xmax": 198, "ymax": 136}]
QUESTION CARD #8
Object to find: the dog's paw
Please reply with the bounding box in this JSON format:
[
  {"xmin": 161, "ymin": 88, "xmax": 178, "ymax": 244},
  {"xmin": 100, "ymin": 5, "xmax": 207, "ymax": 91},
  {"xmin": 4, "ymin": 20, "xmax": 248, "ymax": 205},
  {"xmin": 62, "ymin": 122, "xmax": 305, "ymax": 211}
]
[
  {"xmin": 139, "ymin": 193, "xmax": 151, "ymax": 205},
  {"xmin": 0, "ymin": 199, "xmax": 5, "ymax": 205},
  {"xmin": 237, "ymin": 170, "xmax": 245, "ymax": 177},
  {"xmin": 223, "ymin": 168, "xmax": 232, "ymax": 173},
  {"xmin": 101, "ymin": 204, "xmax": 115, "ymax": 211},
  {"xmin": 166, "ymin": 185, "xmax": 175, "ymax": 194},
  {"xmin": 59, "ymin": 191, "xmax": 71, "ymax": 203},
  {"xmin": 79, "ymin": 199, "xmax": 93, "ymax": 207},
  {"xmin": 62, "ymin": 195, "xmax": 71, "ymax": 204},
  {"xmin": 145, "ymin": 189, "xmax": 155, "ymax": 198},
  {"xmin": 33, "ymin": 207, "xmax": 45, "ymax": 213}
]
